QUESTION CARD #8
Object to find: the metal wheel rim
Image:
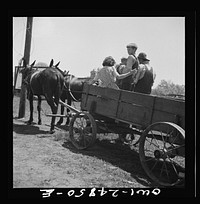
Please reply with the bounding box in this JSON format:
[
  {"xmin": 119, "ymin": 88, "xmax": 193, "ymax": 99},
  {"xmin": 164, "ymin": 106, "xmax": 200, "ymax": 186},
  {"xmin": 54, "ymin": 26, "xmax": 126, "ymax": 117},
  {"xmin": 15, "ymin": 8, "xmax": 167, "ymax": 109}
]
[
  {"xmin": 139, "ymin": 122, "xmax": 185, "ymax": 187},
  {"xmin": 69, "ymin": 111, "xmax": 97, "ymax": 150}
]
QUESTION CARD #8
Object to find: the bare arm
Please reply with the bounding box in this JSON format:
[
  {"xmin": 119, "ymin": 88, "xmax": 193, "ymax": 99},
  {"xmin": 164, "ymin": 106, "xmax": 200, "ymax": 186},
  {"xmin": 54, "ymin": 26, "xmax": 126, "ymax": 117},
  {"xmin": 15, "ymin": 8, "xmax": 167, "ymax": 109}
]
[
  {"xmin": 126, "ymin": 55, "xmax": 133, "ymax": 71},
  {"xmin": 125, "ymin": 55, "xmax": 136, "ymax": 71},
  {"xmin": 88, "ymin": 71, "xmax": 100, "ymax": 84},
  {"xmin": 151, "ymin": 67, "xmax": 156, "ymax": 81},
  {"xmin": 113, "ymin": 68, "xmax": 137, "ymax": 80},
  {"xmin": 133, "ymin": 64, "xmax": 145, "ymax": 84}
]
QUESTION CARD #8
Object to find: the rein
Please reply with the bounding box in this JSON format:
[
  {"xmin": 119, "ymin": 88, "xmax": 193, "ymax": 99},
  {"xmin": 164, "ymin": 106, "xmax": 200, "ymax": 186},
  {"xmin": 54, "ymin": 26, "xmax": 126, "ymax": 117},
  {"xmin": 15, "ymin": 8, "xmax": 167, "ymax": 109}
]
[{"xmin": 66, "ymin": 75, "xmax": 82, "ymax": 102}]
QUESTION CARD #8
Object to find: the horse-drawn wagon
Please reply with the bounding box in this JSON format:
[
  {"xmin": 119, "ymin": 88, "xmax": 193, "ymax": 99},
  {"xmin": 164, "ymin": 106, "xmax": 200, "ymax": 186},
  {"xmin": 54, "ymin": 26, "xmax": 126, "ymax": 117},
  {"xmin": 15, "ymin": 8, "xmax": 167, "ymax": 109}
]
[{"xmin": 59, "ymin": 83, "xmax": 185, "ymax": 187}]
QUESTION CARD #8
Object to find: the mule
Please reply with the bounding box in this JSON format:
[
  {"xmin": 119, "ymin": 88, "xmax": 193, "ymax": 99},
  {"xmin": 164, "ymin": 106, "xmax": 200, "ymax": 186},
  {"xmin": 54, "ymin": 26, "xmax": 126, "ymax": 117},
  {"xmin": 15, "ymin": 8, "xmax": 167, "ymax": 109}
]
[
  {"xmin": 56, "ymin": 74, "xmax": 88, "ymax": 125},
  {"xmin": 20, "ymin": 59, "xmax": 64, "ymax": 133}
]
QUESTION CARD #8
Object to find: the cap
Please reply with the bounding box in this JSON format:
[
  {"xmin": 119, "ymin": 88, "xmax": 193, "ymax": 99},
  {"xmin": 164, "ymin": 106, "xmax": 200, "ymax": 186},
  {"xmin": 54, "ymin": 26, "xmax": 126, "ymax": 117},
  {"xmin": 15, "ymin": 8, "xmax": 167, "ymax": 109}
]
[
  {"xmin": 126, "ymin": 43, "xmax": 138, "ymax": 49},
  {"xmin": 137, "ymin": 52, "xmax": 150, "ymax": 61}
]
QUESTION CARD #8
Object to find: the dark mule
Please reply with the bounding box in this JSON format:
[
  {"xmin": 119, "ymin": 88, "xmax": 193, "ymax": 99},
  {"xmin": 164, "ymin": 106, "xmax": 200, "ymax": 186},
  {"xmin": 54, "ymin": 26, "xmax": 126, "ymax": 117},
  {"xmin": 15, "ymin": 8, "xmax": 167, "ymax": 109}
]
[
  {"xmin": 20, "ymin": 59, "xmax": 64, "ymax": 133},
  {"xmin": 56, "ymin": 74, "xmax": 88, "ymax": 125}
]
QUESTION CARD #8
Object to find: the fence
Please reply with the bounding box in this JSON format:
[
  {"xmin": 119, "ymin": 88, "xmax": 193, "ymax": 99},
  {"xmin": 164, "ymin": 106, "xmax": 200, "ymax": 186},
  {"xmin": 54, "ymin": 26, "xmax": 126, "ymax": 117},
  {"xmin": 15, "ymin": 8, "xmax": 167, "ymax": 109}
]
[{"xmin": 13, "ymin": 66, "xmax": 91, "ymax": 93}]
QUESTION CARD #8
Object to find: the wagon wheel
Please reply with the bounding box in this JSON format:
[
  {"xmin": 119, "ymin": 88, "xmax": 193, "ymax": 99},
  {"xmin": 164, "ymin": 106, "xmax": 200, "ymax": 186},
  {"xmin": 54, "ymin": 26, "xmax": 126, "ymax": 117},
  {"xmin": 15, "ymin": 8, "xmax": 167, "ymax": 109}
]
[
  {"xmin": 139, "ymin": 122, "xmax": 185, "ymax": 187},
  {"xmin": 69, "ymin": 111, "xmax": 97, "ymax": 150}
]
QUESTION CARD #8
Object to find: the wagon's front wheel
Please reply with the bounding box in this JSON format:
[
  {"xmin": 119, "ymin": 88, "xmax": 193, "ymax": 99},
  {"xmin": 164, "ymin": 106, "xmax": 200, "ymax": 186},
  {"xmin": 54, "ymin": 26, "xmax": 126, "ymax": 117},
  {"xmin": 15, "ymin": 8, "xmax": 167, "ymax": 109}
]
[
  {"xmin": 139, "ymin": 122, "xmax": 185, "ymax": 187},
  {"xmin": 69, "ymin": 112, "xmax": 97, "ymax": 150}
]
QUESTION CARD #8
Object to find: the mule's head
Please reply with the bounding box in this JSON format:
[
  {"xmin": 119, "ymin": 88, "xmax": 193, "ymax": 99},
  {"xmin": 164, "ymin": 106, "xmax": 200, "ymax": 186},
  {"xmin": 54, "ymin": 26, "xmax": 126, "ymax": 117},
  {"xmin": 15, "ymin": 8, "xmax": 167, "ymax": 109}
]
[
  {"xmin": 62, "ymin": 72, "xmax": 75, "ymax": 91},
  {"xmin": 49, "ymin": 59, "xmax": 71, "ymax": 79},
  {"xmin": 64, "ymin": 73, "xmax": 75, "ymax": 82},
  {"xmin": 63, "ymin": 70, "xmax": 70, "ymax": 77}
]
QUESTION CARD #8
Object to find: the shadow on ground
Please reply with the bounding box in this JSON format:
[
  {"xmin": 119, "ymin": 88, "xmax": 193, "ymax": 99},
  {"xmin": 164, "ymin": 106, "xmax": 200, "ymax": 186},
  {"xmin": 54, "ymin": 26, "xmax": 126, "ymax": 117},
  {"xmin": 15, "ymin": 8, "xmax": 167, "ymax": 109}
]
[
  {"xmin": 13, "ymin": 122, "xmax": 49, "ymax": 135},
  {"xmin": 62, "ymin": 137, "xmax": 156, "ymax": 187}
]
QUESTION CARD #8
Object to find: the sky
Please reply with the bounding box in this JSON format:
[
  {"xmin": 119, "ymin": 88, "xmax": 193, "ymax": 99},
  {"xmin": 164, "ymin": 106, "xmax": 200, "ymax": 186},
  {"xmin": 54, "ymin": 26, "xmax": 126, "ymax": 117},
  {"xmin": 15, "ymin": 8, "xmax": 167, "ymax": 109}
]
[{"xmin": 13, "ymin": 17, "xmax": 185, "ymax": 88}]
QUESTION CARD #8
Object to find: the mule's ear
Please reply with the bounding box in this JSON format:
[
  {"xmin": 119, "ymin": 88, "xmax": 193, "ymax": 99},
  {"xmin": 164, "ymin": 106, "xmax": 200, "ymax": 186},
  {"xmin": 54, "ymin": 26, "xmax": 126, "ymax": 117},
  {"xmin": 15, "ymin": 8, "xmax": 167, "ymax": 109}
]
[
  {"xmin": 30, "ymin": 60, "xmax": 36, "ymax": 67},
  {"xmin": 49, "ymin": 59, "xmax": 54, "ymax": 67},
  {"xmin": 63, "ymin": 70, "xmax": 69, "ymax": 77},
  {"xmin": 55, "ymin": 61, "xmax": 60, "ymax": 67},
  {"xmin": 66, "ymin": 70, "xmax": 70, "ymax": 76}
]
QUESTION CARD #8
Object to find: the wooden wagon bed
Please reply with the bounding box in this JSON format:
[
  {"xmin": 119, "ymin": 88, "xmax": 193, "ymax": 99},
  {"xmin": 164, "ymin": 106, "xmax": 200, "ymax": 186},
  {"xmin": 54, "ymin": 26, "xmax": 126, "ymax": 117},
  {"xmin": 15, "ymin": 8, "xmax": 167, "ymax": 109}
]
[{"xmin": 81, "ymin": 83, "xmax": 185, "ymax": 130}]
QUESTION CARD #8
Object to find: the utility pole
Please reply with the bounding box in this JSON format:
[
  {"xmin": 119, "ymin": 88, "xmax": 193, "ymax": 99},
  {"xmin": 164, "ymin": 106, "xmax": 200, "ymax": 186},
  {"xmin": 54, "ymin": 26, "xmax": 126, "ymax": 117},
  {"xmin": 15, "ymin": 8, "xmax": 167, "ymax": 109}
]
[{"xmin": 18, "ymin": 17, "xmax": 33, "ymax": 118}]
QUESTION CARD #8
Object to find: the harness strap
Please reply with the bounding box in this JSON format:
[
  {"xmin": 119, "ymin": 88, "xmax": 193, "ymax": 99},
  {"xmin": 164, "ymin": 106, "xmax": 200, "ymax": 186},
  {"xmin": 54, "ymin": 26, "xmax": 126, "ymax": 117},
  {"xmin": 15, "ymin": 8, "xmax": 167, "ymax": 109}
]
[{"xmin": 68, "ymin": 75, "xmax": 81, "ymax": 102}]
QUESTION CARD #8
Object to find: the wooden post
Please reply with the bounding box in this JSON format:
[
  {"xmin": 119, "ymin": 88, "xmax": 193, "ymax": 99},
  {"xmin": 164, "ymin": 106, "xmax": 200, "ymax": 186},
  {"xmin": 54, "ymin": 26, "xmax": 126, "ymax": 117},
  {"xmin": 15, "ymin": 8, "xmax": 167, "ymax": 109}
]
[{"xmin": 18, "ymin": 17, "xmax": 33, "ymax": 118}]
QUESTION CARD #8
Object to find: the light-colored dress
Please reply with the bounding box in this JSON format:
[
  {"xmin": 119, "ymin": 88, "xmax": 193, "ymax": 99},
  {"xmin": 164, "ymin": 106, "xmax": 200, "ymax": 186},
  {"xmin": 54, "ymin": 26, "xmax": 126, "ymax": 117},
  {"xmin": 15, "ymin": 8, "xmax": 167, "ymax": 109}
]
[{"xmin": 93, "ymin": 66, "xmax": 119, "ymax": 90}]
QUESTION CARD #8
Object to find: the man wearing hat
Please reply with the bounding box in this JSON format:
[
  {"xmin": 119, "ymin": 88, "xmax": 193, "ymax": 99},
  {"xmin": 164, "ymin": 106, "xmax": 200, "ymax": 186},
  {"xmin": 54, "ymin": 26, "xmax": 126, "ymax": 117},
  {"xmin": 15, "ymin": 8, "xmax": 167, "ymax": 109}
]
[
  {"xmin": 120, "ymin": 43, "xmax": 139, "ymax": 91},
  {"xmin": 133, "ymin": 52, "xmax": 156, "ymax": 94}
]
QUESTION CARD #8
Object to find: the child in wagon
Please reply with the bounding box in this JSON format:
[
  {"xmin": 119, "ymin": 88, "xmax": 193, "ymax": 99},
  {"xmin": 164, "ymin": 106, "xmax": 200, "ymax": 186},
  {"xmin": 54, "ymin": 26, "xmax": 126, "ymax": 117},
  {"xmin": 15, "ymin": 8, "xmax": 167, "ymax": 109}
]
[
  {"xmin": 115, "ymin": 57, "xmax": 128, "ymax": 88},
  {"xmin": 89, "ymin": 56, "xmax": 136, "ymax": 89}
]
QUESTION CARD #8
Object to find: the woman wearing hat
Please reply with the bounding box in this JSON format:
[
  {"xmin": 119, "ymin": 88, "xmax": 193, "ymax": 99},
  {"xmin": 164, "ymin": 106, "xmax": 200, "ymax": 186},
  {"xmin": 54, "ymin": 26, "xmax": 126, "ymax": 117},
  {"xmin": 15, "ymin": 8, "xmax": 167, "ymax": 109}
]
[
  {"xmin": 89, "ymin": 56, "xmax": 136, "ymax": 90},
  {"xmin": 133, "ymin": 52, "xmax": 156, "ymax": 94}
]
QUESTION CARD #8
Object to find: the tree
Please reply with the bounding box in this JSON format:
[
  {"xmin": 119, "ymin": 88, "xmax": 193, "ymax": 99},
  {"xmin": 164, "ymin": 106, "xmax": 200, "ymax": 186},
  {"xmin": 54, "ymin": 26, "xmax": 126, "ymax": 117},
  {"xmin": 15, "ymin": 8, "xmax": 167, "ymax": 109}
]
[{"xmin": 152, "ymin": 80, "xmax": 185, "ymax": 97}]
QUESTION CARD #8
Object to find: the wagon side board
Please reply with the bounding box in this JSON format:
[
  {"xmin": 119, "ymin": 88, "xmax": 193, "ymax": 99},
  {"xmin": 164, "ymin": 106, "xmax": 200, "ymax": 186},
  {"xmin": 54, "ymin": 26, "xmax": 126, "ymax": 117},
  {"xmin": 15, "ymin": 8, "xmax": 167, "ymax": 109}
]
[{"xmin": 81, "ymin": 84, "xmax": 185, "ymax": 130}]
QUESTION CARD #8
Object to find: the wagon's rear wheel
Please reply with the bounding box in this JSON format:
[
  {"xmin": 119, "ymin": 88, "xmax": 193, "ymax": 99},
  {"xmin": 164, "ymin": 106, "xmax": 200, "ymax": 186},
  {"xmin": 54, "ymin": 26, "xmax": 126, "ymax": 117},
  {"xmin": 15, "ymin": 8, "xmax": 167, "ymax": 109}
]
[
  {"xmin": 69, "ymin": 112, "xmax": 97, "ymax": 150},
  {"xmin": 139, "ymin": 122, "xmax": 185, "ymax": 187}
]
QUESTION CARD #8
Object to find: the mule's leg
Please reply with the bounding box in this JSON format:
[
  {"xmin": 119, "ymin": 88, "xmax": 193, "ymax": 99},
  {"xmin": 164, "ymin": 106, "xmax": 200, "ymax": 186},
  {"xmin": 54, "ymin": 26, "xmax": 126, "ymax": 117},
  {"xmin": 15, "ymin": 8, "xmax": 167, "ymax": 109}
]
[
  {"xmin": 37, "ymin": 95, "xmax": 42, "ymax": 125},
  {"xmin": 45, "ymin": 96, "xmax": 58, "ymax": 133},
  {"xmin": 27, "ymin": 93, "xmax": 34, "ymax": 125},
  {"xmin": 50, "ymin": 105, "xmax": 57, "ymax": 133},
  {"xmin": 56, "ymin": 99, "xmax": 65, "ymax": 125},
  {"xmin": 66, "ymin": 96, "xmax": 71, "ymax": 125},
  {"xmin": 54, "ymin": 97, "xmax": 60, "ymax": 125}
]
